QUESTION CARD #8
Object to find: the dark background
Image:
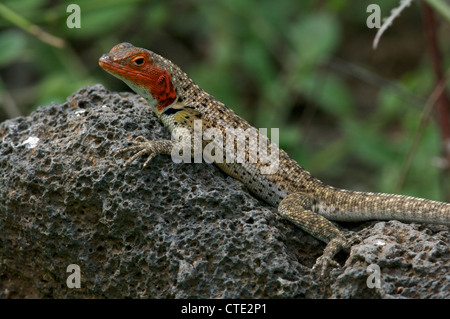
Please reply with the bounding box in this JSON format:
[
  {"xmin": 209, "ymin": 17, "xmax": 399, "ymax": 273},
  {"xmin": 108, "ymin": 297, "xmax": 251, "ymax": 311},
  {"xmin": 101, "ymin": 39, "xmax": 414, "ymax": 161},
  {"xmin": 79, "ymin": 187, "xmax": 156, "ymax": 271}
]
[{"xmin": 1, "ymin": 0, "xmax": 450, "ymax": 200}]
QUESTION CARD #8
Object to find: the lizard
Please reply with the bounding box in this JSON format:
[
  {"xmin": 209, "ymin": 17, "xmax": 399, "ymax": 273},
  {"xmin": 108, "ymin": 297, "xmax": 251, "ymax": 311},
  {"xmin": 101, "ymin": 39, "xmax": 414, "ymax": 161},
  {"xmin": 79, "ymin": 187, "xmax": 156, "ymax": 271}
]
[{"xmin": 99, "ymin": 42, "xmax": 450, "ymax": 275}]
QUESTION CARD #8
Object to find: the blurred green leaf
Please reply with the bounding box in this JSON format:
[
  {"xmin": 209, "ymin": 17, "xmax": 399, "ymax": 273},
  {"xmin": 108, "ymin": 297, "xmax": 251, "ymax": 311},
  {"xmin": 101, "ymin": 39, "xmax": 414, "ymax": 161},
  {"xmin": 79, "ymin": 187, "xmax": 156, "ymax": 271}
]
[
  {"xmin": 424, "ymin": 0, "xmax": 450, "ymax": 24},
  {"xmin": 376, "ymin": 88, "xmax": 406, "ymax": 120},
  {"xmin": 64, "ymin": 4, "xmax": 135, "ymax": 38},
  {"xmin": 0, "ymin": 29, "xmax": 27, "ymax": 66},
  {"xmin": 306, "ymin": 138, "xmax": 349, "ymax": 174},
  {"xmin": 36, "ymin": 72, "xmax": 97, "ymax": 107},
  {"xmin": 242, "ymin": 40, "xmax": 276, "ymax": 88},
  {"xmin": 298, "ymin": 72, "xmax": 354, "ymax": 118},
  {"xmin": 144, "ymin": 3, "xmax": 169, "ymax": 28},
  {"xmin": 345, "ymin": 120, "xmax": 400, "ymax": 167},
  {"xmin": 2, "ymin": 0, "xmax": 47, "ymax": 18},
  {"xmin": 289, "ymin": 12, "xmax": 340, "ymax": 71}
]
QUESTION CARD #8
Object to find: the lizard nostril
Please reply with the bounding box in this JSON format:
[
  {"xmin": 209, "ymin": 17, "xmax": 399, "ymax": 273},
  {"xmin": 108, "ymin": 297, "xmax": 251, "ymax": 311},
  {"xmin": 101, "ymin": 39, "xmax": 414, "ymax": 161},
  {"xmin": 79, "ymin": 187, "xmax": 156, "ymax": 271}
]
[{"xmin": 99, "ymin": 54, "xmax": 112, "ymax": 64}]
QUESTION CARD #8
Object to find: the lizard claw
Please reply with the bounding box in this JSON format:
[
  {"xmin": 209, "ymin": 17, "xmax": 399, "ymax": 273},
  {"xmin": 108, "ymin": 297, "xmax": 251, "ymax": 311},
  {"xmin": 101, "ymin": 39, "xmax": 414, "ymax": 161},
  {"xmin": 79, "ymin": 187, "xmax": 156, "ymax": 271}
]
[
  {"xmin": 312, "ymin": 255, "xmax": 340, "ymax": 277},
  {"xmin": 113, "ymin": 136, "xmax": 162, "ymax": 171},
  {"xmin": 312, "ymin": 232, "xmax": 361, "ymax": 276},
  {"xmin": 347, "ymin": 234, "xmax": 362, "ymax": 248}
]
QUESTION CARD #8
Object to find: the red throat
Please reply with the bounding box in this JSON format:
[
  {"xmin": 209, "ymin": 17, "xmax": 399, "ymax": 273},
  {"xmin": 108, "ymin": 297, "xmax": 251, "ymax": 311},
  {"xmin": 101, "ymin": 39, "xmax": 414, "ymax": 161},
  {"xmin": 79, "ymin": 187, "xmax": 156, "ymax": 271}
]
[{"xmin": 145, "ymin": 65, "xmax": 176, "ymax": 111}]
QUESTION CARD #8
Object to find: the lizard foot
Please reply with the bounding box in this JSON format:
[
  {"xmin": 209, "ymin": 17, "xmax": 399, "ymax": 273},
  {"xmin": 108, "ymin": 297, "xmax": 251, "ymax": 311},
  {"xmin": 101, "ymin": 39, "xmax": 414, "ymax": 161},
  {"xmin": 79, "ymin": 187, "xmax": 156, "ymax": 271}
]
[
  {"xmin": 312, "ymin": 233, "xmax": 361, "ymax": 277},
  {"xmin": 113, "ymin": 136, "xmax": 172, "ymax": 171},
  {"xmin": 345, "ymin": 233, "xmax": 362, "ymax": 250},
  {"xmin": 312, "ymin": 255, "xmax": 340, "ymax": 277}
]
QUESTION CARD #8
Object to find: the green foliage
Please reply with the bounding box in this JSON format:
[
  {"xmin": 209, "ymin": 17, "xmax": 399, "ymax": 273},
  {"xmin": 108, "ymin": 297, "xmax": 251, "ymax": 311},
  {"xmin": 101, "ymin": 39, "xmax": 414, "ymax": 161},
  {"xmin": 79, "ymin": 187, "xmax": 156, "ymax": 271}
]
[
  {"xmin": 0, "ymin": 0, "xmax": 447, "ymax": 200},
  {"xmin": 0, "ymin": 29, "xmax": 28, "ymax": 67}
]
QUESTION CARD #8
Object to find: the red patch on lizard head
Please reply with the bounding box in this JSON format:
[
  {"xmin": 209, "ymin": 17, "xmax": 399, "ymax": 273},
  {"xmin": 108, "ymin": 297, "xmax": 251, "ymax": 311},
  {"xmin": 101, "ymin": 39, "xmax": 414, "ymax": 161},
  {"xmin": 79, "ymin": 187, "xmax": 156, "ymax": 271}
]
[
  {"xmin": 99, "ymin": 44, "xmax": 176, "ymax": 111},
  {"xmin": 141, "ymin": 59, "xmax": 176, "ymax": 110},
  {"xmin": 130, "ymin": 52, "xmax": 176, "ymax": 111}
]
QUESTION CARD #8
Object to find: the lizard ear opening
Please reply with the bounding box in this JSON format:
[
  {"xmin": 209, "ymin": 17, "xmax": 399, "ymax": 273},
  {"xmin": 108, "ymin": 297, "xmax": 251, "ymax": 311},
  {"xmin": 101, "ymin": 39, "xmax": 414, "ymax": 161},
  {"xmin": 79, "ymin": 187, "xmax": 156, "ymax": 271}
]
[
  {"xmin": 158, "ymin": 74, "xmax": 166, "ymax": 84},
  {"xmin": 151, "ymin": 68, "xmax": 176, "ymax": 111}
]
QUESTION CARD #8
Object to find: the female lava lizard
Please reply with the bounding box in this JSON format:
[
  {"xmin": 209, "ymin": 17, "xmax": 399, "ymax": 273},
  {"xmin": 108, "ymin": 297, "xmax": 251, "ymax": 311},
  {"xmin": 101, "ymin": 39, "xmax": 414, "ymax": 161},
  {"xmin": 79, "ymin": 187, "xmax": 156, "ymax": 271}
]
[{"xmin": 99, "ymin": 42, "xmax": 450, "ymax": 275}]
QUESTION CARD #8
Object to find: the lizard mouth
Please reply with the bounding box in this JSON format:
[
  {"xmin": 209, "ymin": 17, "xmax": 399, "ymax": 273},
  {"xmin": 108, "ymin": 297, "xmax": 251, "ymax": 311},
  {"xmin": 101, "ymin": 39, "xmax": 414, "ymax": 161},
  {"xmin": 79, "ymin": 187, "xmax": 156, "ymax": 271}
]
[
  {"xmin": 98, "ymin": 54, "xmax": 118, "ymax": 73},
  {"xmin": 98, "ymin": 54, "xmax": 142, "ymax": 80}
]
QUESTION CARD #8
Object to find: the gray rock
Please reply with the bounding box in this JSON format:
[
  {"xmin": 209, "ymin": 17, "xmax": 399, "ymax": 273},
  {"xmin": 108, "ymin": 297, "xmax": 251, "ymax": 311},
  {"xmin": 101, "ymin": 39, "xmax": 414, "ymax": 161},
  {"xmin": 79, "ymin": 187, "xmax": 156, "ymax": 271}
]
[
  {"xmin": 331, "ymin": 221, "xmax": 449, "ymax": 298},
  {"xmin": 0, "ymin": 85, "xmax": 448, "ymax": 298}
]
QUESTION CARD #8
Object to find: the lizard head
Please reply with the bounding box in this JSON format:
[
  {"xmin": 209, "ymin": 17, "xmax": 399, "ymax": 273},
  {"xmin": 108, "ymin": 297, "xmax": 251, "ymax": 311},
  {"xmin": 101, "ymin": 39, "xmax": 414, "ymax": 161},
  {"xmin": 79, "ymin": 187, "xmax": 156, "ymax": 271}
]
[{"xmin": 99, "ymin": 42, "xmax": 177, "ymax": 112}]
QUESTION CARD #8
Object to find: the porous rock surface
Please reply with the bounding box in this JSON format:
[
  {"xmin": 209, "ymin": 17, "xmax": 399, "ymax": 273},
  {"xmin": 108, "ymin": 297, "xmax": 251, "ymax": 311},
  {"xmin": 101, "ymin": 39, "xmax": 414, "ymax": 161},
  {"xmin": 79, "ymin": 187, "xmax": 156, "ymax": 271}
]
[{"xmin": 0, "ymin": 85, "xmax": 448, "ymax": 298}]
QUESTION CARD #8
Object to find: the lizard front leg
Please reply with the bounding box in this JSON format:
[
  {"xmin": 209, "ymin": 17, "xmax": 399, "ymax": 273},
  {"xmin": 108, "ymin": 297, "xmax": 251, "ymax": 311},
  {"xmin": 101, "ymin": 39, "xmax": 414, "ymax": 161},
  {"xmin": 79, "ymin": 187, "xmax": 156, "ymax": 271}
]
[
  {"xmin": 114, "ymin": 136, "xmax": 179, "ymax": 170},
  {"xmin": 278, "ymin": 192, "xmax": 358, "ymax": 276}
]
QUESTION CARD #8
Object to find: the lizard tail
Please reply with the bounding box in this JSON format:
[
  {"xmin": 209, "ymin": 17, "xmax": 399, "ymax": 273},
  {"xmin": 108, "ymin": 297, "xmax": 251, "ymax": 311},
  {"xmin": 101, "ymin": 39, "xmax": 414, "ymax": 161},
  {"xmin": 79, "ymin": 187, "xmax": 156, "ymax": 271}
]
[{"xmin": 314, "ymin": 186, "xmax": 450, "ymax": 226}]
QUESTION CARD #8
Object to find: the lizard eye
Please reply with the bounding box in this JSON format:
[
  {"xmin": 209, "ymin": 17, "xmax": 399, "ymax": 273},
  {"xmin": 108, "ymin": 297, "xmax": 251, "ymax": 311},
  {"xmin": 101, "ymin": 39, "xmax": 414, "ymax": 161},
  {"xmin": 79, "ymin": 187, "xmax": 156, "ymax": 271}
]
[{"xmin": 132, "ymin": 56, "xmax": 145, "ymax": 66}]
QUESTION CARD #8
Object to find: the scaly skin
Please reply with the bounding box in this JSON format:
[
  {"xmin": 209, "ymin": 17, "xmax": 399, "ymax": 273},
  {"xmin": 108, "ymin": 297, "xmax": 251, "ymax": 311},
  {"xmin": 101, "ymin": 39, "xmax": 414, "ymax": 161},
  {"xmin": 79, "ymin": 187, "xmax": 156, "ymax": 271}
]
[{"xmin": 99, "ymin": 42, "xmax": 450, "ymax": 275}]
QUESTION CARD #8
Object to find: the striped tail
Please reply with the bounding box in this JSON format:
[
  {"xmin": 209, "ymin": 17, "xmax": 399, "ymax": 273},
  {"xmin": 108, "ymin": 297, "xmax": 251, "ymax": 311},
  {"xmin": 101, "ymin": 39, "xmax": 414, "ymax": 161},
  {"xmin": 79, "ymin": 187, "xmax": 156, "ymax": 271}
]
[{"xmin": 315, "ymin": 186, "xmax": 450, "ymax": 226}]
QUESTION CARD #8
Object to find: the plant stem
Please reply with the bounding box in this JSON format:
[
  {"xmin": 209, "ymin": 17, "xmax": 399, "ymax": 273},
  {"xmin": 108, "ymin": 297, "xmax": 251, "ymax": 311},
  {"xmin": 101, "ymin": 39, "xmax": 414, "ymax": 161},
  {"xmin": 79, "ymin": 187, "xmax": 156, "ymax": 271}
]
[
  {"xmin": 422, "ymin": 1, "xmax": 450, "ymax": 200},
  {"xmin": 0, "ymin": 3, "xmax": 65, "ymax": 48}
]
